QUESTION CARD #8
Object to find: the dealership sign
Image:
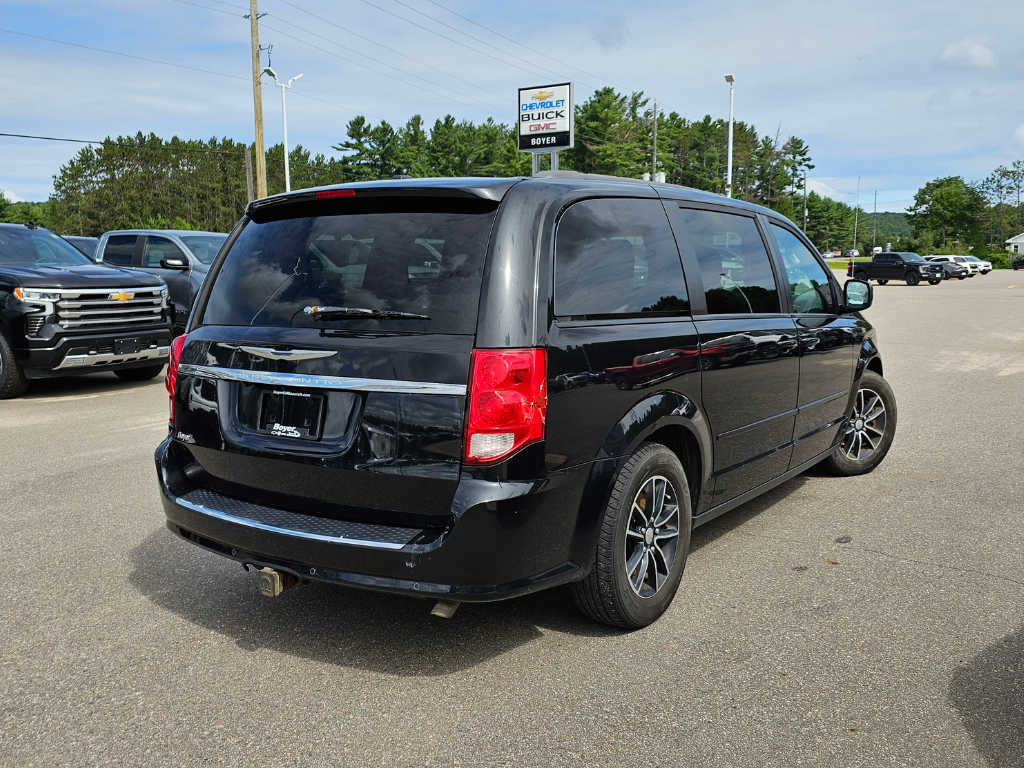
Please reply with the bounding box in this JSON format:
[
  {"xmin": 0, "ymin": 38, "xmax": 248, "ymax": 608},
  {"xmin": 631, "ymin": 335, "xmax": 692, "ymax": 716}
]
[{"xmin": 518, "ymin": 83, "xmax": 574, "ymax": 152}]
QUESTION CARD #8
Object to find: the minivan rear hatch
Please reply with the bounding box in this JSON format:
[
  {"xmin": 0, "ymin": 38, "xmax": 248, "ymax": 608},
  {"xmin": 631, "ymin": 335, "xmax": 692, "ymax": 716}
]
[{"xmin": 172, "ymin": 192, "xmax": 501, "ymax": 528}]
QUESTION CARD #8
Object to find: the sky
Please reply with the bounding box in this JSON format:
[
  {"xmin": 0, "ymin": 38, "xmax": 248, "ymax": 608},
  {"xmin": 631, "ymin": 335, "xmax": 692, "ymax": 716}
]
[{"xmin": 1, "ymin": 0, "xmax": 1022, "ymax": 212}]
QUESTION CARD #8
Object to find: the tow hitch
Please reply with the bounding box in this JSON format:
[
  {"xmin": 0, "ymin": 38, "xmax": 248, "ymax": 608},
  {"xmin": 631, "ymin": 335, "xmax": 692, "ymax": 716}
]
[{"xmin": 257, "ymin": 567, "xmax": 301, "ymax": 597}]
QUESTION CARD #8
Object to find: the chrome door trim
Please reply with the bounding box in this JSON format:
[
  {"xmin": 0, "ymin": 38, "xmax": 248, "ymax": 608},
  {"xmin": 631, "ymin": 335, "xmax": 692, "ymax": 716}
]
[
  {"xmin": 178, "ymin": 364, "xmax": 467, "ymax": 396},
  {"xmin": 237, "ymin": 346, "xmax": 338, "ymax": 362},
  {"xmin": 174, "ymin": 497, "xmax": 409, "ymax": 550}
]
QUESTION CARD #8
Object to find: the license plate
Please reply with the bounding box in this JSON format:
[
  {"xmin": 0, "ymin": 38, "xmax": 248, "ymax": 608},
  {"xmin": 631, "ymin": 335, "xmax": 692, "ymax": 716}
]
[{"xmin": 258, "ymin": 389, "xmax": 324, "ymax": 440}]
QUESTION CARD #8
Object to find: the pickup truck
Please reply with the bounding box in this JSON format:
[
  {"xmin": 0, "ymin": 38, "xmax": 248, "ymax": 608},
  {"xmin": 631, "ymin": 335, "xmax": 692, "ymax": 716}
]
[
  {"xmin": 847, "ymin": 252, "xmax": 945, "ymax": 286},
  {"xmin": 0, "ymin": 222, "xmax": 174, "ymax": 398}
]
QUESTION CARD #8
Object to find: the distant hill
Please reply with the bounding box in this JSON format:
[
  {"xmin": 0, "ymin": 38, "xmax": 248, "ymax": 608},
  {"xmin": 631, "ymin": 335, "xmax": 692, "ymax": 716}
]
[{"xmin": 864, "ymin": 211, "xmax": 911, "ymax": 239}]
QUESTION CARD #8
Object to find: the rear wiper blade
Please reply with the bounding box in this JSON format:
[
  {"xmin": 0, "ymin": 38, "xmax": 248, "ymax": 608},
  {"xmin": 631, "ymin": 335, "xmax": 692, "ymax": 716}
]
[{"xmin": 304, "ymin": 306, "xmax": 430, "ymax": 321}]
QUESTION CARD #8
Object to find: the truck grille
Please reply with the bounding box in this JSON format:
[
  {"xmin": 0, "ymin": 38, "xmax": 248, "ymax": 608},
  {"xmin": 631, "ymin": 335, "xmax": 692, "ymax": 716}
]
[{"xmin": 56, "ymin": 287, "xmax": 165, "ymax": 331}]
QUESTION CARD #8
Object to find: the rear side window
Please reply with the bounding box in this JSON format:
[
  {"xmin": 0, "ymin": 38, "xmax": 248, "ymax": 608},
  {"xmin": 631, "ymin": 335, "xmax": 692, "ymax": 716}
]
[
  {"xmin": 201, "ymin": 198, "xmax": 498, "ymax": 334},
  {"xmin": 677, "ymin": 208, "xmax": 780, "ymax": 314},
  {"xmin": 103, "ymin": 235, "xmax": 137, "ymax": 266},
  {"xmin": 554, "ymin": 198, "xmax": 689, "ymax": 318}
]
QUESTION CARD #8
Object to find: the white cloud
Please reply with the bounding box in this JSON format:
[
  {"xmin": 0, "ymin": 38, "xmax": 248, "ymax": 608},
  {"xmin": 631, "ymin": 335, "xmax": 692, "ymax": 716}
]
[
  {"xmin": 940, "ymin": 38, "xmax": 996, "ymax": 69},
  {"xmin": 1014, "ymin": 123, "xmax": 1024, "ymax": 151},
  {"xmin": 0, "ymin": 189, "xmax": 24, "ymax": 203},
  {"xmin": 591, "ymin": 17, "xmax": 631, "ymax": 53}
]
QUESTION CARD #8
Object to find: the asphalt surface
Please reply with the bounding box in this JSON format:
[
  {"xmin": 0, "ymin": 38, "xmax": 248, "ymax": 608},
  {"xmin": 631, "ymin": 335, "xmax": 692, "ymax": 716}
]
[{"xmin": 2, "ymin": 271, "xmax": 1023, "ymax": 767}]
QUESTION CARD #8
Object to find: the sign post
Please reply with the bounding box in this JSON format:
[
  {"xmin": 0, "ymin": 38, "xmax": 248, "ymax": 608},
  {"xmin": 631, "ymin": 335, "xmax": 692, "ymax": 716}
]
[{"xmin": 518, "ymin": 83, "xmax": 574, "ymax": 176}]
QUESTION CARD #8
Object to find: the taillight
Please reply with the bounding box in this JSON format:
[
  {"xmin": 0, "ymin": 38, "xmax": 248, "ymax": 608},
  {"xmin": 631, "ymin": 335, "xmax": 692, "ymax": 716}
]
[
  {"xmin": 166, "ymin": 334, "xmax": 186, "ymax": 425},
  {"xmin": 316, "ymin": 189, "xmax": 356, "ymax": 199},
  {"xmin": 465, "ymin": 348, "xmax": 547, "ymax": 465}
]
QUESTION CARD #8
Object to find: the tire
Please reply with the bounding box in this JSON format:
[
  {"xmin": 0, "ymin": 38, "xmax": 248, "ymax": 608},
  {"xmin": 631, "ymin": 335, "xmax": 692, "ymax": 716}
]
[
  {"xmin": 958, "ymin": 276, "xmax": 966, "ymax": 280},
  {"xmin": 570, "ymin": 442, "xmax": 692, "ymax": 629},
  {"xmin": 967, "ymin": 273, "xmax": 975, "ymax": 278},
  {"xmin": 114, "ymin": 364, "xmax": 165, "ymax": 381},
  {"xmin": 820, "ymin": 371, "xmax": 897, "ymax": 477},
  {"xmin": 614, "ymin": 376, "xmax": 633, "ymax": 391},
  {"xmin": 0, "ymin": 329, "xmax": 30, "ymax": 399},
  {"xmin": 854, "ymin": 270, "xmax": 868, "ymax": 280},
  {"xmin": 927, "ymin": 279, "xmax": 941, "ymax": 285},
  {"xmin": 876, "ymin": 279, "xmax": 888, "ymax": 285},
  {"xmin": 905, "ymin": 271, "xmax": 920, "ymax": 286}
]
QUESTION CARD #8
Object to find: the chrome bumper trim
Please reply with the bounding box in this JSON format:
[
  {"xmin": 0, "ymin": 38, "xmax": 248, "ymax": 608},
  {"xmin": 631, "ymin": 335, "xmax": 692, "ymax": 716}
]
[
  {"xmin": 56, "ymin": 345, "xmax": 169, "ymax": 370},
  {"xmin": 174, "ymin": 496, "xmax": 409, "ymax": 550},
  {"xmin": 178, "ymin": 364, "xmax": 467, "ymax": 396}
]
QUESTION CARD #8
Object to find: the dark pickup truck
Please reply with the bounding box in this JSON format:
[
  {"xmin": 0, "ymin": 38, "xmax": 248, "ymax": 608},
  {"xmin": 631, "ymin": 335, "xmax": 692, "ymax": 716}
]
[
  {"xmin": 847, "ymin": 252, "xmax": 945, "ymax": 286},
  {"xmin": 0, "ymin": 223, "xmax": 174, "ymax": 398}
]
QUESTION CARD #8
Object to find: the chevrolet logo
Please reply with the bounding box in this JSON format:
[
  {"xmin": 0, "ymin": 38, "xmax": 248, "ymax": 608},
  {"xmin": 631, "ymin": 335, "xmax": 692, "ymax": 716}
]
[
  {"xmin": 109, "ymin": 291, "xmax": 135, "ymax": 302},
  {"xmin": 532, "ymin": 90, "xmax": 554, "ymax": 100}
]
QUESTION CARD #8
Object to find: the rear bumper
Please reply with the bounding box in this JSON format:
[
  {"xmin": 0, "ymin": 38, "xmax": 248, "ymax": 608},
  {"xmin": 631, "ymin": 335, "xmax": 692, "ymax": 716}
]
[
  {"xmin": 16, "ymin": 326, "xmax": 173, "ymax": 378},
  {"xmin": 155, "ymin": 438, "xmax": 588, "ymax": 602}
]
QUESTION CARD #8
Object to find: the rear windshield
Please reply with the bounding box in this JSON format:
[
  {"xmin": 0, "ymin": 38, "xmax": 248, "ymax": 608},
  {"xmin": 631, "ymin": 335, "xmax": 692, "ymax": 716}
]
[{"xmin": 200, "ymin": 198, "xmax": 498, "ymax": 334}]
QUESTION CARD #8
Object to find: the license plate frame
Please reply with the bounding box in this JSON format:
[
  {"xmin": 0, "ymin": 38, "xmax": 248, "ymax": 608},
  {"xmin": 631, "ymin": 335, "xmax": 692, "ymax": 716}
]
[
  {"xmin": 257, "ymin": 389, "xmax": 325, "ymax": 440},
  {"xmin": 113, "ymin": 337, "xmax": 143, "ymax": 355}
]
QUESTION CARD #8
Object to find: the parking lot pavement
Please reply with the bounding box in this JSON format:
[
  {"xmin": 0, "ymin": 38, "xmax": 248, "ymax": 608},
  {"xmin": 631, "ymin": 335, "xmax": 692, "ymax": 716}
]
[{"xmin": 1, "ymin": 273, "xmax": 1022, "ymax": 767}]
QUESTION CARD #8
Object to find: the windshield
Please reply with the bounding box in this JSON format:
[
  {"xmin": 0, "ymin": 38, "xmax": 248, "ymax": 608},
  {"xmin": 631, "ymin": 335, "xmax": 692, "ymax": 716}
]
[
  {"xmin": 901, "ymin": 252, "xmax": 928, "ymax": 262},
  {"xmin": 965, "ymin": 256, "xmax": 981, "ymax": 262},
  {"xmin": 200, "ymin": 198, "xmax": 498, "ymax": 334},
  {"xmin": 0, "ymin": 228, "xmax": 94, "ymax": 266},
  {"xmin": 179, "ymin": 234, "xmax": 228, "ymax": 264}
]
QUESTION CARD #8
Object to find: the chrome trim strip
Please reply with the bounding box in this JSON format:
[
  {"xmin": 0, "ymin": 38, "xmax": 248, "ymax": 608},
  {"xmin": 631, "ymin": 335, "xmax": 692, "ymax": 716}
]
[
  {"xmin": 238, "ymin": 346, "xmax": 338, "ymax": 362},
  {"xmin": 174, "ymin": 497, "xmax": 409, "ymax": 550},
  {"xmin": 178, "ymin": 364, "xmax": 467, "ymax": 396},
  {"xmin": 56, "ymin": 345, "xmax": 169, "ymax": 370}
]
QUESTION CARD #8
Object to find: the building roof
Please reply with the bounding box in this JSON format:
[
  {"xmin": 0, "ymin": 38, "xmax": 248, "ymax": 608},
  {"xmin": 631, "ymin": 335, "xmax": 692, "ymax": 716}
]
[{"xmin": 1006, "ymin": 233, "xmax": 1024, "ymax": 244}]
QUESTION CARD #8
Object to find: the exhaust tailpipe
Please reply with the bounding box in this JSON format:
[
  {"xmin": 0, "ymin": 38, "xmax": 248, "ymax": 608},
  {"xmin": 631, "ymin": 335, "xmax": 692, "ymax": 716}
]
[{"xmin": 430, "ymin": 599, "xmax": 460, "ymax": 618}]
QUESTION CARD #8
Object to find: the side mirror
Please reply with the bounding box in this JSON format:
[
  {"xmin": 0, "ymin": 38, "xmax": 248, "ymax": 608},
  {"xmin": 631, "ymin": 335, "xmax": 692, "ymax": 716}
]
[
  {"xmin": 844, "ymin": 279, "xmax": 872, "ymax": 312},
  {"xmin": 160, "ymin": 258, "xmax": 188, "ymax": 270}
]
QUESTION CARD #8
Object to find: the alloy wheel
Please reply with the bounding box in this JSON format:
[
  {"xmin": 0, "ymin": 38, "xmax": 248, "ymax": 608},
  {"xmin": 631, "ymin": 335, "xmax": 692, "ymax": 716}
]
[
  {"xmin": 624, "ymin": 475, "xmax": 680, "ymax": 598},
  {"xmin": 841, "ymin": 387, "xmax": 887, "ymax": 461}
]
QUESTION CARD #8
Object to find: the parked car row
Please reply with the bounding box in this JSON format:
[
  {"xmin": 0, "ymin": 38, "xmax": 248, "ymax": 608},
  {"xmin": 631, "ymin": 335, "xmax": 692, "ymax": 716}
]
[
  {"xmin": 0, "ymin": 224, "xmax": 227, "ymax": 398},
  {"xmin": 847, "ymin": 251, "xmax": 994, "ymax": 285}
]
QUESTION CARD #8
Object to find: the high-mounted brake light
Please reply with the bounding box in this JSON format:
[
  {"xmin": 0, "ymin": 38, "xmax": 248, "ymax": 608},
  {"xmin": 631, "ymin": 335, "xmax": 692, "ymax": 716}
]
[
  {"xmin": 464, "ymin": 348, "xmax": 547, "ymax": 465},
  {"xmin": 166, "ymin": 334, "xmax": 186, "ymax": 425},
  {"xmin": 316, "ymin": 189, "xmax": 356, "ymax": 199}
]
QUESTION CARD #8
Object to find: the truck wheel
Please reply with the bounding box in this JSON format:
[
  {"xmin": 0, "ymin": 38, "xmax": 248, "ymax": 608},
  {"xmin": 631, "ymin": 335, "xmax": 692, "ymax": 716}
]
[
  {"xmin": 570, "ymin": 442, "xmax": 692, "ymax": 629},
  {"xmin": 876, "ymin": 279, "xmax": 888, "ymax": 285},
  {"xmin": 114, "ymin": 364, "xmax": 165, "ymax": 381},
  {"xmin": 854, "ymin": 270, "xmax": 868, "ymax": 280},
  {"xmin": 0, "ymin": 330, "xmax": 30, "ymax": 399},
  {"xmin": 927, "ymin": 279, "xmax": 942, "ymax": 285},
  {"xmin": 820, "ymin": 371, "xmax": 897, "ymax": 477},
  {"xmin": 905, "ymin": 272, "xmax": 920, "ymax": 286}
]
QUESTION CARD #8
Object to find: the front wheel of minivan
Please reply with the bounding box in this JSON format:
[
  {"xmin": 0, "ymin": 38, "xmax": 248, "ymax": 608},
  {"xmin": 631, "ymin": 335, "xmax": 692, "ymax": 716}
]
[
  {"xmin": 570, "ymin": 442, "xmax": 692, "ymax": 629},
  {"xmin": 820, "ymin": 371, "xmax": 897, "ymax": 477}
]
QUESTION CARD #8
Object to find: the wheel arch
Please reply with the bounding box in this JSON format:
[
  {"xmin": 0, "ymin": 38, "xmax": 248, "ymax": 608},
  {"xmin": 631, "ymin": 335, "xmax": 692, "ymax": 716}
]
[{"xmin": 568, "ymin": 390, "xmax": 713, "ymax": 573}]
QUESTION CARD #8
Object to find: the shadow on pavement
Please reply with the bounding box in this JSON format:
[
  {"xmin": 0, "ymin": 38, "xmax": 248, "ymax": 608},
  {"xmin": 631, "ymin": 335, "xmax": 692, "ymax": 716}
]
[
  {"xmin": 950, "ymin": 627, "xmax": 1024, "ymax": 767},
  {"xmin": 690, "ymin": 474, "xmax": 810, "ymax": 553},
  {"xmin": 129, "ymin": 526, "xmax": 618, "ymax": 677},
  {"xmin": 20, "ymin": 370, "xmax": 164, "ymax": 400}
]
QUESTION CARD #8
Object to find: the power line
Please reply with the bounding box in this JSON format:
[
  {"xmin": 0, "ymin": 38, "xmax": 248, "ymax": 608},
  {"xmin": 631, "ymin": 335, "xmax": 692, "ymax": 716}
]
[
  {"xmin": 353, "ymin": 0, "xmax": 555, "ymax": 82},
  {"xmin": 0, "ymin": 132, "xmax": 245, "ymax": 155},
  {"xmin": 274, "ymin": 0, "xmax": 512, "ymax": 107},
  {"xmin": 0, "ymin": 27, "xmax": 249, "ymax": 81},
  {"xmin": 168, "ymin": 0, "xmax": 240, "ymax": 17},
  {"xmin": 423, "ymin": 0, "xmax": 618, "ymax": 89}
]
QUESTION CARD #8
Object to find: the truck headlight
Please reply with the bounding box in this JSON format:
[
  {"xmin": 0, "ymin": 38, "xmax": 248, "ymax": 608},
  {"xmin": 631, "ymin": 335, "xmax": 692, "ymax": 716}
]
[{"xmin": 14, "ymin": 288, "xmax": 61, "ymax": 301}]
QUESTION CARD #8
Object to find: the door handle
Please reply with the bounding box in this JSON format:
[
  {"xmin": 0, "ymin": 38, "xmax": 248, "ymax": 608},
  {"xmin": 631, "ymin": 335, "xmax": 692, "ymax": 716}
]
[
  {"xmin": 778, "ymin": 338, "xmax": 799, "ymax": 350},
  {"xmin": 801, "ymin": 335, "xmax": 820, "ymax": 349}
]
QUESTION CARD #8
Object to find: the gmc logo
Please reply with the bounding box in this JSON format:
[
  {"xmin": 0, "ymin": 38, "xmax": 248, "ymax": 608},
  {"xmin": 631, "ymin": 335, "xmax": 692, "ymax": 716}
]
[{"xmin": 529, "ymin": 122, "xmax": 559, "ymax": 132}]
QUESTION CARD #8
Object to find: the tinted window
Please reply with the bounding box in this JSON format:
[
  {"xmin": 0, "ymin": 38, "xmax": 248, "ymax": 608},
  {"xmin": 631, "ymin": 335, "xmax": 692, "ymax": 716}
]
[
  {"xmin": 900, "ymin": 252, "xmax": 927, "ymax": 262},
  {"xmin": 678, "ymin": 208, "xmax": 780, "ymax": 314},
  {"xmin": 65, "ymin": 237, "xmax": 99, "ymax": 259},
  {"xmin": 142, "ymin": 236, "xmax": 188, "ymax": 268},
  {"xmin": 201, "ymin": 198, "xmax": 497, "ymax": 334},
  {"xmin": 0, "ymin": 229, "xmax": 93, "ymax": 266},
  {"xmin": 103, "ymin": 235, "xmax": 137, "ymax": 266},
  {"xmin": 180, "ymin": 234, "xmax": 227, "ymax": 264},
  {"xmin": 770, "ymin": 224, "xmax": 836, "ymax": 314},
  {"xmin": 554, "ymin": 198, "xmax": 688, "ymax": 317}
]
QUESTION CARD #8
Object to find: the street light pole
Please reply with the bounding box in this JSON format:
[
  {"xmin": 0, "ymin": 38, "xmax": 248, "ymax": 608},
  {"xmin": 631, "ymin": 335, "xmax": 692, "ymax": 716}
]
[
  {"xmin": 263, "ymin": 67, "xmax": 303, "ymax": 193},
  {"xmin": 724, "ymin": 74, "xmax": 735, "ymax": 198}
]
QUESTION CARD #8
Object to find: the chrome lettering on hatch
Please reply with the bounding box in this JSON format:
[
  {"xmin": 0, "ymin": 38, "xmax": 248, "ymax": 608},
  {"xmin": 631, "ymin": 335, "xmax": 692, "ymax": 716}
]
[
  {"xmin": 272, "ymin": 390, "xmax": 311, "ymax": 398},
  {"xmin": 270, "ymin": 423, "xmax": 303, "ymax": 438},
  {"xmin": 175, "ymin": 431, "xmax": 196, "ymax": 444}
]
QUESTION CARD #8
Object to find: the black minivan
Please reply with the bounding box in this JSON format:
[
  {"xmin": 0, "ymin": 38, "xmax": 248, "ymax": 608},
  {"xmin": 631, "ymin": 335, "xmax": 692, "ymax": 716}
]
[{"xmin": 156, "ymin": 173, "xmax": 895, "ymax": 628}]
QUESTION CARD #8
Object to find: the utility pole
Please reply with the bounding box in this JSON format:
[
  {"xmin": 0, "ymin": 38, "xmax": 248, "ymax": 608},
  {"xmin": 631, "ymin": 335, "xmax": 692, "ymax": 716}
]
[
  {"xmin": 852, "ymin": 176, "xmax": 860, "ymax": 258},
  {"xmin": 248, "ymin": 0, "xmax": 267, "ymax": 199},
  {"xmin": 652, "ymin": 99, "xmax": 657, "ymax": 180},
  {"xmin": 803, "ymin": 171, "xmax": 808, "ymax": 231},
  {"xmin": 872, "ymin": 190, "xmax": 877, "ymax": 249},
  {"xmin": 244, "ymin": 147, "xmax": 254, "ymax": 203},
  {"xmin": 724, "ymin": 75, "xmax": 735, "ymax": 197}
]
